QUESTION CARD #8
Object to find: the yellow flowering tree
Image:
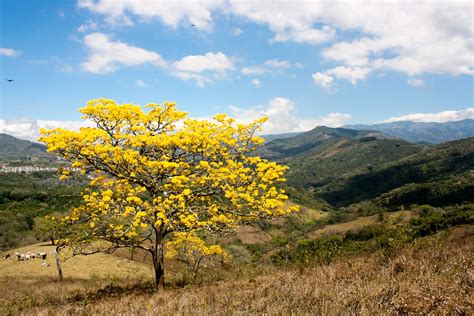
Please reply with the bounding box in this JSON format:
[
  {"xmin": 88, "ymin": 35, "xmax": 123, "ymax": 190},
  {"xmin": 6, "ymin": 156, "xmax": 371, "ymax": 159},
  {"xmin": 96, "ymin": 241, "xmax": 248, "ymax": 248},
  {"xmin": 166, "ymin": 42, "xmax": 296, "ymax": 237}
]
[{"xmin": 40, "ymin": 98, "xmax": 298, "ymax": 288}]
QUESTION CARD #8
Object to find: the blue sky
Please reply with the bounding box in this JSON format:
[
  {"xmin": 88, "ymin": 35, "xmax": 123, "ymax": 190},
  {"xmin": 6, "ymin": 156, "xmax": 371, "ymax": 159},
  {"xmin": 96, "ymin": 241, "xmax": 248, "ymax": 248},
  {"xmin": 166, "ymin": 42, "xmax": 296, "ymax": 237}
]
[{"xmin": 0, "ymin": 0, "xmax": 473, "ymax": 140}]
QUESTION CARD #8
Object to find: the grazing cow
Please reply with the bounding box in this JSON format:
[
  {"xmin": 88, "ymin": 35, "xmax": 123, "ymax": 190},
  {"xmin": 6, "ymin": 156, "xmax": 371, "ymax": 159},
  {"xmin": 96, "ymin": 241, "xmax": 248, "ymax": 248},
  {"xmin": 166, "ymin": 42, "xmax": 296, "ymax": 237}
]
[
  {"xmin": 39, "ymin": 253, "xmax": 47, "ymax": 260},
  {"xmin": 19, "ymin": 254, "xmax": 25, "ymax": 261},
  {"xmin": 4, "ymin": 254, "xmax": 10, "ymax": 259}
]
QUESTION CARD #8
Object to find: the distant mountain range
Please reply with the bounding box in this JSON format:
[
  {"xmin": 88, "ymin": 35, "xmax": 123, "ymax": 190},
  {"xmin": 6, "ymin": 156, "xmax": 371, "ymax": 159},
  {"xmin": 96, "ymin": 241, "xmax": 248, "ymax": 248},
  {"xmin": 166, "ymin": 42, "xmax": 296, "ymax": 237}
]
[
  {"xmin": 263, "ymin": 119, "xmax": 474, "ymax": 144},
  {"xmin": 345, "ymin": 119, "xmax": 474, "ymax": 144}
]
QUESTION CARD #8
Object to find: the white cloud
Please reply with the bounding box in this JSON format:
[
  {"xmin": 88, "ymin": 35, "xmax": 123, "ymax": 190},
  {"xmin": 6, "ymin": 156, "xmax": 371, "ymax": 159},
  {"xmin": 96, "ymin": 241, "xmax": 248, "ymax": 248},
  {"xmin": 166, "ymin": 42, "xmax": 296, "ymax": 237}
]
[
  {"xmin": 381, "ymin": 108, "xmax": 474, "ymax": 123},
  {"xmin": 228, "ymin": 1, "xmax": 335, "ymax": 44},
  {"xmin": 78, "ymin": 2, "xmax": 474, "ymax": 85},
  {"xmin": 242, "ymin": 59, "xmax": 295, "ymax": 76},
  {"xmin": 78, "ymin": 0, "xmax": 223, "ymax": 30},
  {"xmin": 328, "ymin": 66, "xmax": 370, "ymax": 85},
  {"xmin": 229, "ymin": 97, "xmax": 351, "ymax": 134},
  {"xmin": 408, "ymin": 77, "xmax": 424, "ymax": 87},
  {"xmin": 241, "ymin": 66, "xmax": 266, "ymax": 75},
  {"xmin": 312, "ymin": 72, "xmax": 334, "ymax": 90},
  {"xmin": 173, "ymin": 52, "xmax": 234, "ymax": 73},
  {"xmin": 0, "ymin": 48, "xmax": 22, "ymax": 57},
  {"xmin": 82, "ymin": 33, "xmax": 167, "ymax": 73},
  {"xmin": 81, "ymin": 33, "xmax": 233, "ymax": 86},
  {"xmin": 78, "ymin": 20, "xmax": 98, "ymax": 33},
  {"xmin": 77, "ymin": 1, "xmax": 474, "ymax": 76},
  {"xmin": 232, "ymin": 27, "xmax": 243, "ymax": 36},
  {"xmin": 312, "ymin": 66, "xmax": 370, "ymax": 89},
  {"xmin": 172, "ymin": 52, "xmax": 234, "ymax": 86},
  {"xmin": 173, "ymin": 72, "xmax": 211, "ymax": 87},
  {"xmin": 251, "ymin": 78, "xmax": 261, "ymax": 88},
  {"xmin": 271, "ymin": 25, "xmax": 336, "ymax": 44},
  {"xmin": 0, "ymin": 119, "xmax": 93, "ymax": 142},
  {"xmin": 318, "ymin": 2, "xmax": 473, "ymax": 83},
  {"xmin": 136, "ymin": 79, "xmax": 146, "ymax": 86},
  {"xmin": 265, "ymin": 59, "xmax": 291, "ymax": 68}
]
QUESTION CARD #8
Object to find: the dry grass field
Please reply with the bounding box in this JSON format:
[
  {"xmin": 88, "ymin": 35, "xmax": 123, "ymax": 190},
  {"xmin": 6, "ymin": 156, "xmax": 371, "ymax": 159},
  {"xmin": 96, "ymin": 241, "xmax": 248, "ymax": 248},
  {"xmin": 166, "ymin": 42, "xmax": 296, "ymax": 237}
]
[
  {"xmin": 1, "ymin": 225, "xmax": 472, "ymax": 315},
  {"xmin": 306, "ymin": 210, "xmax": 413, "ymax": 239}
]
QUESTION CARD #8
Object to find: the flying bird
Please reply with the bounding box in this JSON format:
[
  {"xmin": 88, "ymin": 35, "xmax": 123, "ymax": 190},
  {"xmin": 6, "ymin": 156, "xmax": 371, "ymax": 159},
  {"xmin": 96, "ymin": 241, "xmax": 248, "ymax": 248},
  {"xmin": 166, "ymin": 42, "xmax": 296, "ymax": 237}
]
[
  {"xmin": 5, "ymin": 79, "xmax": 13, "ymax": 82},
  {"xmin": 191, "ymin": 24, "xmax": 195, "ymax": 27}
]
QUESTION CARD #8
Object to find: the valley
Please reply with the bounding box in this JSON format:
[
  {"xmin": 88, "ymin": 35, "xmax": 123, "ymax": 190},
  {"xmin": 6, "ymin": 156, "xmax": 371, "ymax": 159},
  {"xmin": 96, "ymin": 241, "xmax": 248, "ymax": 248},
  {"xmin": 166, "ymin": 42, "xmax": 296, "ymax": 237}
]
[{"xmin": 0, "ymin": 124, "xmax": 473, "ymax": 314}]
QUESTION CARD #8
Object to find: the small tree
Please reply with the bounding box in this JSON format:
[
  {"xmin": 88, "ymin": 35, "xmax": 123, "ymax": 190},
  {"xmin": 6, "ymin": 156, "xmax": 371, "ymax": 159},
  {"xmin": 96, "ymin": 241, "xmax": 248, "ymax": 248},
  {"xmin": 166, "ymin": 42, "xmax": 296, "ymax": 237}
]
[
  {"xmin": 34, "ymin": 215, "xmax": 85, "ymax": 281},
  {"xmin": 166, "ymin": 232, "xmax": 230, "ymax": 282},
  {"xmin": 33, "ymin": 217, "xmax": 60, "ymax": 245},
  {"xmin": 40, "ymin": 98, "xmax": 298, "ymax": 289}
]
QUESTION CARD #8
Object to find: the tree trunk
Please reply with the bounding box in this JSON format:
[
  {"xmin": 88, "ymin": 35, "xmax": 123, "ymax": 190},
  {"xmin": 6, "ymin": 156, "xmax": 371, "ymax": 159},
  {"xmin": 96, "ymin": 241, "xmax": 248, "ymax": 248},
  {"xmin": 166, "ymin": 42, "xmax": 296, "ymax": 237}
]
[
  {"xmin": 152, "ymin": 242, "xmax": 165, "ymax": 289},
  {"xmin": 54, "ymin": 249, "xmax": 64, "ymax": 281}
]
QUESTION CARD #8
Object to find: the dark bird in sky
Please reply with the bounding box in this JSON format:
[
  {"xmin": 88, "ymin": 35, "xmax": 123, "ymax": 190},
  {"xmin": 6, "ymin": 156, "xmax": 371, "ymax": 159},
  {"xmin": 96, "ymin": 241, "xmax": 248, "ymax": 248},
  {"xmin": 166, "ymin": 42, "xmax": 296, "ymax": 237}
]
[
  {"xmin": 5, "ymin": 79, "xmax": 13, "ymax": 82},
  {"xmin": 191, "ymin": 24, "xmax": 195, "ymax": 27}
]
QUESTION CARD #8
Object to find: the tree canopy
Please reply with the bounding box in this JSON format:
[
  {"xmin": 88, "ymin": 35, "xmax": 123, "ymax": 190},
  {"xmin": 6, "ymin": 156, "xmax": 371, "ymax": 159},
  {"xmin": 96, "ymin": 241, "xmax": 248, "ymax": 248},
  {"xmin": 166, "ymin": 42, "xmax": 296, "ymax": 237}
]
[{"xmin": 39, "ymin": 98, "xmax": 298, "ymax": 288}]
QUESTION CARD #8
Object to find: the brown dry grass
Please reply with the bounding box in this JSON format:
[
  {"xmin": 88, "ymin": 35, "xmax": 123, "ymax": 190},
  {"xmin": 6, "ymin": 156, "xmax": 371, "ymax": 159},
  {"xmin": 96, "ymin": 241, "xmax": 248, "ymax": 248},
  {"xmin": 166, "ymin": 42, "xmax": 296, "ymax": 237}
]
[
  {"xmin": 1, "ymin": 226, "xmax": 472, "ymax": 315},
  {"xmin": 306, "ymin": 210, "xmax": 413, "ymax": 239}
]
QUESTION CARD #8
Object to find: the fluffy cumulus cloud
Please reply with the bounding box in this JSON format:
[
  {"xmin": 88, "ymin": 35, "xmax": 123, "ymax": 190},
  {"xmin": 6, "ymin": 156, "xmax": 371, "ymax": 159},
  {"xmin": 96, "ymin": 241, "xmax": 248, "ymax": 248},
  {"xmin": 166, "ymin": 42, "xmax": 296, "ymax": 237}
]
[
  {"xmin": 312, "ymin": 72, "xmax": 334, "ymax": 90},
  {"xmin": 315, "ymin": 2, "xmax": 473, "ymax": 86},
  {"xmin": 313, "ymin": 66, "xmax": 370, "ymax": 89},
  {"xmin": 0, "ymin": 48, "xmax": 22, "ymax": 57},
  {"xmin": 173, "ymin": 52, "xmax": 234, "ymax": 73},
  {"xmin": 172, "ymin": 52, "xmax": 234, "ymax": 86},
  {"xmin": 78, "ymin": 1, "xmax": 473, "ymax": 87},
  {"xmin": 381, "ymin": 108, "xmax": 474, "ymax": 123},
  {"xmin": 0, "ymin": 119, "xmax": 94, "ymax": 142},
  {"xmin": 229, "ymin": 97, "xmax": 351, "ymax": 134},
  {"xmin": 78, "ymin": 0, "xmax": 224, "ymax": 30},
  {"xmin": 81, "ymin": 33, "xmax": 233, "ymax": 86},
  {"xmin": 228, "ymin": 1, "xmax": 335, "ymax": 44},
  {"xmin": 82, "ymin": 32, "xmax": 167, "ymax": 73}
]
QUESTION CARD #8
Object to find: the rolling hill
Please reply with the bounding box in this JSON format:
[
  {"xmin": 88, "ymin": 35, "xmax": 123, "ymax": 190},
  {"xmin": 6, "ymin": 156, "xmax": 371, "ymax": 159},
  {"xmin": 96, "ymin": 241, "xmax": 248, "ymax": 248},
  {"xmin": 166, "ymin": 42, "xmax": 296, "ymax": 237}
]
[
  {"xmin": 257, "ymin": 126, "xmax": 426, "ymax": 188},
  {"xmin": 317, "ymin": 137, "xmax": 474, "ymax": 207},
  {"xmin": 257, "ymin": 126, "xmax": 473, "ymax": 209},
  {"xmin": 0, "ymin": 133, "xmax": 54, "ymax": 162}
]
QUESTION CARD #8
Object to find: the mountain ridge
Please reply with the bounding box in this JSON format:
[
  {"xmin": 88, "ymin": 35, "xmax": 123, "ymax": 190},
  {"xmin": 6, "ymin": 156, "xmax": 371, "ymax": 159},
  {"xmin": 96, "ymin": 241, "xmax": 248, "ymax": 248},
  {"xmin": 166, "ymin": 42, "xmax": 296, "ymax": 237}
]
[
  {"xmin": 262, "ymin": 119, "xmax": 474, "ymax": 144},
  {"xmin": 345, "ymin": 119, "xmax": 474, "ymax": 144}
]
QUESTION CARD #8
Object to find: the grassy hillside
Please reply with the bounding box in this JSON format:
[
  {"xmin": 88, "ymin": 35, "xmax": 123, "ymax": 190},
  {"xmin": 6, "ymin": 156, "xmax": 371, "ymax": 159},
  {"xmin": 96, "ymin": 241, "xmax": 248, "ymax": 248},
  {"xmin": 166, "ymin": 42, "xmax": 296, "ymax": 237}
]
[
  {"xmin": 256, "ymin": 126, "xmax": 396, "ymax": 160},
  {"xmin": 2, "ymin": 225, "xmax": 472, "ymax": 314},
  {"xmin": 317, "ymin": 137, "xmax": 474, "ymax": 207},
  {"xmin": 257, "ymin": 126, "xmax": 425, "ymax": 195},
  {"xmin": 285, "ymin": 138, "xmax": 424, "ymax": 189}
]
